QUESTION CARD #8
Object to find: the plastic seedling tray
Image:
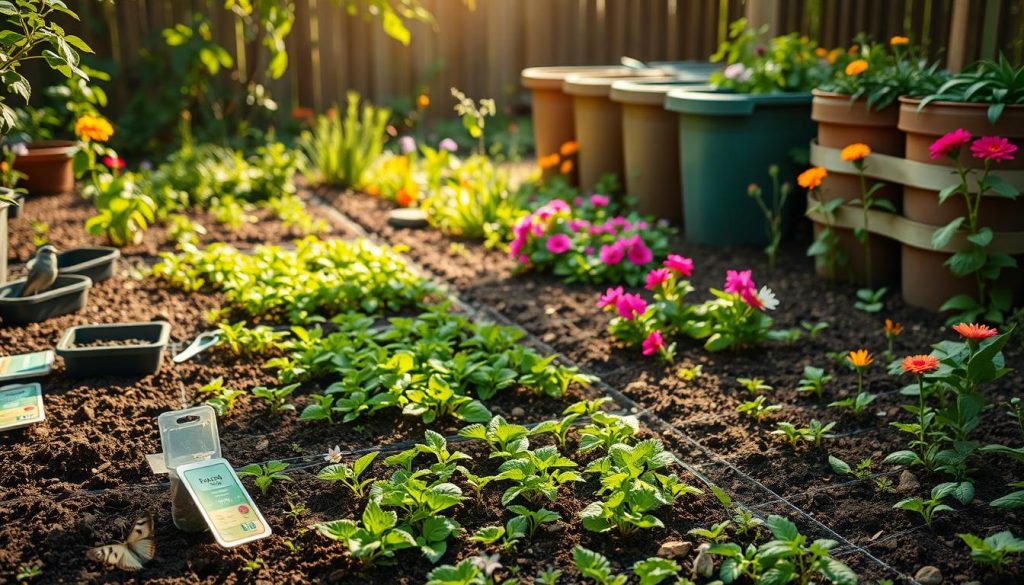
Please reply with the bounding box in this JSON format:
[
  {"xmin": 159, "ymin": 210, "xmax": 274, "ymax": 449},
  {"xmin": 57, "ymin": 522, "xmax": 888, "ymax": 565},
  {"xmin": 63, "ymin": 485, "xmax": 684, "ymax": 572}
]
[
  {"xmin": 56, "ymin": 321, "xmax": 171, "ymax": 377},
  {"xmin": 0, "ymin": 274, "xmax": 92, "ymax": 326},
  {"xmin": 57, "ymin": 247, "xmax": 120, "ymax": 283}
]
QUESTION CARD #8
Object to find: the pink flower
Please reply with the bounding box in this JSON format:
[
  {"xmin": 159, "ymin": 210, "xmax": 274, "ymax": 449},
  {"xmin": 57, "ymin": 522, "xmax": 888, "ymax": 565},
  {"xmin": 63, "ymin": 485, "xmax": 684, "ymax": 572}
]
[
  {"xmin": 569, "ymin": 219, "xmax": 590, "ymax": 233},
  {"xmin": 929, "ymin": 128, "xmax": 972, "ymax": 160},
  {"xmin": 399, "ymin": 136, "xmax": 417, "ymax": 154},
  {"xmin": 545, "ymin": 199, "xmax": 571, "ymax": 214},
  {"xmin": 740, "ymin": 288, "xmax": 762, "ymax": 310},
  {"xmin": 573, "ymin": 196, "xmax": 583, "ymax": 206},
  {"xmin": 590, "ymin": 194, "xmax": 610, "ymax": 207},
  {"xmin": 598, "ymin": 287, "xmax": 623, "ymax": 309},
  {"xmin": 599, "ymin": 242, "xmax": 624, "ymax": 265},
  {"xmin": 970, "ymin": 136, "xmax": 1017, "ymax": 162},
  {"xmin": 517, "ymin": 255, "xmax": 530, "ymax": 264},
  {"xmin": 585, "ymin": 246, "xmax": 594, "ymax": 255},
  {"xmin": 438, "ymin": 138, "xmax": 458, "ymax": 153},
  {"xmin": 624, "ymin": 236, "xmax": 653, "ymax": 265},
  {"xmin": 636, "ymin": 221, "xmax": 648, "ymax": 230},
  {"xmin": 615, "ymin": 293, "xmax": 647, "ymax": 320},
  {"xmin": 508, "ymin": 235, "xmax": 525, "ymax": 257},
  {"xmin": 724, "ymin": 270, "xmax": 756, "ymax": 295},
  {"xmin": 645, "ymin": 268, "xmax": 671, "ymax": 290},
  {"xmin": 513, "ymin": 217, "xmax": 533, "ymax": 239},
  {"xmin": 663, "ymin": 255, "xmax": 693, "ymax": 277},
  {"xmin": 546, "ymin": 234, "xmax": 572, "ymax": 254},
  {"xmin": 642, "ymin": 330, "xmax": 665, "ymax": 356}
]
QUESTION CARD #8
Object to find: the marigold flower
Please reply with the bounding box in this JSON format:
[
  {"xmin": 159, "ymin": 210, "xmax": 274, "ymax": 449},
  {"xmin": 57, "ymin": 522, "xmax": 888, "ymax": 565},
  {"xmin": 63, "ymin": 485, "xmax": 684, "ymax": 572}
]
[
  {"xmin": 559, "ymin": 160, "xmax": 574, "ymax": 174},
  {"xmin": 847, "ymin": 349, "xmax": 873, "ymax": 368},
  {"xmin": 642, "ymin": 330, "xmax": 665, "ymax": 356},
  {"xmin": 929, "ymin": 128, "xmax": 972, "ymax": 160},
  {"xmin": 952, "ymin": 322, "xmax": 998, "ymax": 340},
  {"xmin": 840, "ymin": 143, "xmax": 871, "ymax": 162},
  {"xmin": 559, "ymin": 141, "xmax": 579, "ymax": 156},
  {"xmin": 901, "ymin": 354, "xmax": 939, "ymax": 376},
  {"xmin": 538, "ymin": 153, "xmax": 560, "ymax": 169},
  {"xmin": 645, "ymin": 268, "xmax": 671, "ymax": 291},
  {"xmin": 884, "ymin": 319, "xmax": 903, "ymax": 337},
  {"xmin": 815, "ymin": 47, "xmax": 828, "ymax": 58},
  {"xmin": 845, "ymin": 59, "xmax": 868, "ymax": 76},
  {"xmin": 797, "ymin": 167, "xmax": 827, "ymax": 190},
  {"xmin": 365, "ymin": 184, "xmax": 381, "ymax": 197},
  {"xmin": 75, "ymin": 114, "xmax": 114, "ymax": 142},
  {"xmin": 417, "ymin": 94, "xmax": 430, "ymax": 109},
  {"xmin": 970, "ymin": 136, "xmax": 1017, "ymax": 162},
  {"xmin": 890, "ymin": 36, "xmax": 909, "ymax": 46},
  {"xmin": 663, "ymin": 254, "xmax": 693, "ymax": 277},
  {"xmin": 395, "ymin": 185, "xmax": 418, "ymax": 207},
  {"xmin": 827, "ymin": 48, "xmax": 842, "ymax": 64},
  {"xmin": 545, "ymin": 233, "xmax": 572, "ymax": 254},
  {"xmin": 0, "ymin": 161, "xmax": 7, "ymax": 172}
]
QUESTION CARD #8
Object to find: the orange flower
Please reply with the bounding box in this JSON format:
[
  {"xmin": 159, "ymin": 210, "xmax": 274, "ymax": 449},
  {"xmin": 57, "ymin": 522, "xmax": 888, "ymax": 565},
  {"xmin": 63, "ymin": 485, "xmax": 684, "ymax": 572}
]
[
  {"xmin": 840, "ymin": 143, "xmax": 871, "ymax": 162},
  {"xmin": 845, "ymin": 59, "xmax": 869, "ymax": 76},
  {"xmin": 847, "ymin": 349, "xmax": 873, "ymax": 368},
  {"xmin": 884, "ymin": 319, "xmax": 903, "ymax": 337},
  {"xmin": 538, "ymin": 153, "xmax": 561, "ymax": 170},
  {"xmin": 74, "ymin": 114, "xmax": 114, "ymax": 142},
  {"xmin": 395, "ymin": 184, "xmax": 418, "ymax": 207},
  {"xmin": 890, "ymin": 36, "xmax": 909, "ymax": 46},
  {"xmin": 827, "ymin": 48, "xmax": 842, "ymax": 64},
  {"xmin": 0, "ymin": 161, "xmax": 7, "ymax": 172},
  {"xmin": 797, "ymin": 167, "xmax": 827, "ymax": 190},
  {"xmin": 815, "ymin": 47, "xmax": 827, "ymax": 58},
  {"xmin": 417, "ymin": 94, "xmax": 430, "ymax": 109},
  {"xmin": 901, "ymin": 354, "xmax": 939, "ymax": 376},
  {"xmin": 291, "ymin": 106, "xmax": 315, "ymax": 121},
  {"xmin": 559, "ymin": 141, "xmax": 579, "ymax": 156},
  {"xmin": 847, "ymin": 44, "xmax": 860, "ymax": 55},
  {"xmin": 559, "ymin": 160, "xmax": 574, "ymax": 174},
  {"xmin": 364, "ymin": 184, "xmax": 381, "ymax": 197},
  {"xmin": 952, "ymin": 322, "xmax": 998, "ymax": 340}
]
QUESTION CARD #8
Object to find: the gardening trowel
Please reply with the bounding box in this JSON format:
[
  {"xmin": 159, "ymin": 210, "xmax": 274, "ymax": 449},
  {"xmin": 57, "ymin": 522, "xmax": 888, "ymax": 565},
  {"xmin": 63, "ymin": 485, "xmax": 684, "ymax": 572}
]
[{"xmin": 172, "ymin": 331, "xmax": 221, "ymax": 363}]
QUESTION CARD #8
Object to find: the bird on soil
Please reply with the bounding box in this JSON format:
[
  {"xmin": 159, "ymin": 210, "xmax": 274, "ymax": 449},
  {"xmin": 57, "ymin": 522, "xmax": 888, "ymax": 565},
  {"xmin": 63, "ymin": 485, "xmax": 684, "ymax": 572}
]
[{"xmin": 20, "ymin": 245, "xmax": 58, "ymax": 298}]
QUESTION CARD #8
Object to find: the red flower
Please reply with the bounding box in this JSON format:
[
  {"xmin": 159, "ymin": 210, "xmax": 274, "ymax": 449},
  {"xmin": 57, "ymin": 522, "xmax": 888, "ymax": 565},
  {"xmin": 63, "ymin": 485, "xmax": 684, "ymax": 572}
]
[
  {"xmin": 952, "ymin": 322, "xmax": 998, "ymax": 340},
  {"xmin": 901, "ymin": 354, "xmax": 939, "ymax": 376},
  {"xmin": 928, "ymin": 128, "xmax": 971, "ymax": 160},
  {"xmin": 102, "ymin": 155, "xmax": 125, "ymax": 170},
  {"xmin": 970, "ymin": 136, "xmax": 1017, "ymax": 162}
]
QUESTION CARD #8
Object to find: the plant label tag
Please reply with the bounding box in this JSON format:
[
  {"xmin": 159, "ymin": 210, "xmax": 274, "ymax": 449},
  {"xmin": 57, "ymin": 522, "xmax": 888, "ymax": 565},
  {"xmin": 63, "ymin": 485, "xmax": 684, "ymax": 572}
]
[
  {"xmin": 0, "ymin": 382, "xmax": 45, "ymax": 431},
  {"xmin": 175, "ymin": 458, "xmax": 271, "ymax": 548},
  {"xmin": 0, "ymin": 351, "xmax": 54, "ymax": 382}
]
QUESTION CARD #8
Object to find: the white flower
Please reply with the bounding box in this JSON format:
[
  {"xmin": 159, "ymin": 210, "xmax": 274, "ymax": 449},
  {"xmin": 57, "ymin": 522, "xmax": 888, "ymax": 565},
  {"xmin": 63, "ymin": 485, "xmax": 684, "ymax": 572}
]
[
  {"xmin": 756, "ymin": 286, "xmax": 779, "ymax": 311},
  {"xmin": 11, "ymin": 143, "xmax": 28, "ymax": 157},
  {"xmin": 324, "ymin": 445, "xmax": 343, "ymax": 464},
  {"xmin": 470, "ymin": 553, "xmax": 502, "ymax": 577}
]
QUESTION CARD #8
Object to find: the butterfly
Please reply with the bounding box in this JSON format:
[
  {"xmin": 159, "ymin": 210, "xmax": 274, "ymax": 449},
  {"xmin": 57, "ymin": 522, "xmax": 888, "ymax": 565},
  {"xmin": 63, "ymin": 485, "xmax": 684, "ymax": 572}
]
[{"xmin": 86, "ymin": 516, "xmax": 156, "ymax": 571}]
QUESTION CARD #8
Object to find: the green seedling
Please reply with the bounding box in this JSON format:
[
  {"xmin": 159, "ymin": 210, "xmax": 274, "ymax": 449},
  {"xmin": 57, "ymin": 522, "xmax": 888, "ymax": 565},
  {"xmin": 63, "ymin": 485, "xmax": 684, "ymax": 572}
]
[
  {"xmin": 688, "ymin": 521, "xmax": 732, "ymax": 543},
  {"xmin": 316, "ymin": 500, "xmax": 416, "ymax": 567},
  {"xmin": 237, "ymin": 460, "xmax": 292, "ymax": 496},
  {"xmin": 573, "ymin": 546, "xmax": 627, "ymax": 585},
  {"xmin": 506, "ymin": 505, "xmax": 561, "ymax": 536},
  {"xmin": 738, "ymin": 377, "xmax": 772, "ymax": 395},
  {"xmin": 829, "ymin": 390, "xmax": 877, "ymax": 416},
  {"xmin": 854, "ymin": 287, "xmax": 887, "ymax": 313},
  {"xmin": 800, "ymin": 320, "xmax": 829, "ymax": 341},
  {"xmin": 250, "ymin": 383, "xmax": 298, "ymax": 414},
  {"xmin": 797, "ymin": 366, "xmax": 832, "ymax": 400},
  {"xmin": 736, "ymin": 395, "xmax": 781, "ymax": 422},
  {"xmin": 319, "ymin": 451, "xmax": 379, "ymax": 498},
  {"xmin": 958, "ymin": 531, "xmax": 1024, "ymax": 572},
  {"xmin": 197, "ymin": 377, "xmax": 245, "ymax": 417},
  {"xmin": 893, "ymin": 482, "xmax": 959, "ymax": 527}
]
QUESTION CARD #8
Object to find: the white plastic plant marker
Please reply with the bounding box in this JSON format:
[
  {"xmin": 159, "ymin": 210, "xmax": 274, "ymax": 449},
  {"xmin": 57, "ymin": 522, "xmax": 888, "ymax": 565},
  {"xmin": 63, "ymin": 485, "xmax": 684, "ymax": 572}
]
[
  {"xmin": 175, "ymin": 457, "xmax": 272, "ymax": 548},
  {"xmin": 158, "ymin": 405, "xmax": 221, "ymax": 532},
  {"xmin": 0, "ymin": 350, "xmax": 54, "ymax": 382},
  {"xmin": 0, "ymin": 382, "xmax": 45, "ymax": 431}
]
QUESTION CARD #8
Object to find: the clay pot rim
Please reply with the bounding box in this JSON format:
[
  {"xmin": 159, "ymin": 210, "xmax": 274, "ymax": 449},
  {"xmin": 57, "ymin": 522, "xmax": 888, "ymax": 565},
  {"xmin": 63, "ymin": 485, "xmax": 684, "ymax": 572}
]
[
  {"xmin": 610, "ymin": 79, "xmax": 708, "ymax": 106},
  {"xmin": 14, "ymin": 140, "xmax": 77, "ymax": 162},
  {"xmin": 563, "ymin": 70, "xmax": 666, "ymax": 97},
  {"xmin": 811, "ymin": 89, "xmax": 900, "ymax": 127},
  {"xmin": 522, "ymin": 66, "xmax": 633, "ymax": 90},
  {"xmin": 897, "ymin": 95, "xmax": 1024, "ymax": 110}
]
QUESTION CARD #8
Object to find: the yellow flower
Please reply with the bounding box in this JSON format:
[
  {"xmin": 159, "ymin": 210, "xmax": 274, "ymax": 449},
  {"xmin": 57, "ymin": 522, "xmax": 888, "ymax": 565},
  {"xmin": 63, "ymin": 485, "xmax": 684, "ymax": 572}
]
[
  {"xmin": 845, "ymin": 59, "xmax": 869, "ymax": 76},
  {"xmin": 847, "ymin": 349, "xmax": 873, "ymax": 369},
  {"xmin": 890, "ymin": 36, "xmax": 909, "ymax": 46},
  {"xmin": 417, "ymin": 94, "xmax": 430, "ymax": 109},
  {"xmin": 884, "ymin": 319, "xmax": 903, "ymax": 337},
  {"xmin": 840, "ymin": 143, "xmax": 871, "ymax": 162},
  {"xmin": 75, "ymin": 114, "xmax": 114, "ymax": 143},
  {"xmin": 797, "ymin": 167, "xmax": 828, "ymax": 190}
]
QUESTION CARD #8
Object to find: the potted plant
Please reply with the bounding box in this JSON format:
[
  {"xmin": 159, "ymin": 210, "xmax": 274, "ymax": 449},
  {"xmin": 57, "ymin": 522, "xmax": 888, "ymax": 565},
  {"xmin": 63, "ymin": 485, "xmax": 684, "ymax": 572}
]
[
  {"xmin": 809, "ymin": 37, "xmax": 946, "ymax": 285},
  {"xmin": 898, "ymin": 56, "xmax": 1024, "ymax": 313},
  {"xmin": 664, "ymin": 19, "xmax": 832, "ymax": 246}
]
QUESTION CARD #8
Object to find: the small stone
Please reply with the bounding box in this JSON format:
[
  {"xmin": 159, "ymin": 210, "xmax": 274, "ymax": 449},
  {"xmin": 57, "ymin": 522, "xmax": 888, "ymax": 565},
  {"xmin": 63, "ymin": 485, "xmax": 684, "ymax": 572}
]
[
  {"xmin": 255, "ymin": 438, "xmax": 269, "ymax": 451},
  {"xmin": 541, "ymin": 332, "xmax": 557, "ymax": 343},
  {"xmin": 898, "ymin": 470, "xmax": 920, "ymax": 493},
  {"xmin": 510, "ymin": 407, "xmax": 526, "ymax": 417},
  {"xmin": 386, "ymin": 208, "xmax": 428, "ymax": 228},
  {"xmin": 79, "ymin": 405, "xmax": 95, "ymax": 421},
  {"xmin": 914, "ymin": 565, "xmax": 942, "ymax": 585},
  {"xmin": 964, "ymin": 581, "xmax": 981, "ymax": 585},
  {"xmin": 657, "ymin": 540, "xmax": 692, "ymax": 558}
]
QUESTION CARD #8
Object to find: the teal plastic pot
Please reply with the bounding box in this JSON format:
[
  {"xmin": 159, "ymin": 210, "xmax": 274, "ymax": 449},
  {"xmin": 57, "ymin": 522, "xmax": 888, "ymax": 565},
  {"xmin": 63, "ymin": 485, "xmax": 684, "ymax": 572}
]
[{"xmin": 664, "ymin": 89, "xmax": 815, "ymax": 247}]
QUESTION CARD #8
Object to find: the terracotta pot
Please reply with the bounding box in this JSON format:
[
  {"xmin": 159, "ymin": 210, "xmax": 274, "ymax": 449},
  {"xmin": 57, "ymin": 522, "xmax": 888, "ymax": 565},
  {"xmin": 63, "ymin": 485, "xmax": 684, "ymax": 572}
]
[
  {"xmin": 898, "ymin": 98, "xmax": 1024, "ymax": 310},
  {"xmin": 522, "ymin": 66, "xmax": 636, "ymax": 185},
  {"xmin": 12, "ymin": 140, "xmax": 77, "ymax": 196},
  {"xmin": 611, "ymin": 79, "xmax": 708, "ymax": 222},
  {"xmin": 810, "ymin": 90, "xmax": 903, "ymax": 287}
]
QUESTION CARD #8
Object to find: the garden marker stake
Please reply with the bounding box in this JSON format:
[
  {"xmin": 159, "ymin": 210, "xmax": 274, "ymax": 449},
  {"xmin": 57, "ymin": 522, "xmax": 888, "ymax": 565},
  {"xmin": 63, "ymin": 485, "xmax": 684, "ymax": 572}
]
[
  {"xmin": 0, "ymin": 382, "xmax": 45, "ymax": 432},
  {"xmin": 158, "ymin": 405, "xmax": 222, "ymax": 532}
]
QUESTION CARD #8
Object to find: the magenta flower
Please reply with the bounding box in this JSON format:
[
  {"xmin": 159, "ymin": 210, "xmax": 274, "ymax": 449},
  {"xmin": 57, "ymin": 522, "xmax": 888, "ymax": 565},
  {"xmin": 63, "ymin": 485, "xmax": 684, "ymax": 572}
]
[
  {"xmin": 573, "ymin": 196, "xmax": 583, "ymax": 206},
  {"xmin": 663, "ymin": 255, "xmax": 693, "ymax": 277},
  {"xmin": 517, "ymin": 254, "xmax": 530, "ymax": 264},
  {"xmin": 970, "ymin": 136, "xmax": 1017, "ymax": 162},
  {"xmin": 740, "ymin": 288, "xmax": 763, "ymax": 310},
  {"xmin": 590, "ymin": 194, "xmax": 610, "ymax": 207},
  {"xmin": 615, "ymin": 293, "xmax": 647, "ymax": 320},
  {"xmin": 599, "ymin": 242, "xmax": 625, "ymax": 265},
  {"xmin": 645, "ymin": 268, "xmax": 671, "ymax": 291},
  {"xmin": 625, "ymin": 236, "xmax": 653, "ymax": 265},
  {"xmin": 546, "ymin": 234, "xmax": 572, "ymax": 254},
  {"xmin": 569, "ymin": 219, "xmax": 590, "ymax": 233},
  {"xmin": 598, "ymin": 286, "xmax": 623, "ymax": 309},
  {"xmin": 724, "ymin": 270, "xmax": 756, "ymax": 295},
  {"xmin": 508, "ymin": 235, "xmax": 525, "ymax": 257},
  {"xmin": 513, "ymin": 217, "xmax": 533, "ymax": 239},
  {"xmin": 928, "ymin": 128, "xmax": 971, "ymax": 160},
  {"xmin": 642, "ymin": 330, "xmax": 665, "ymax": 356}
]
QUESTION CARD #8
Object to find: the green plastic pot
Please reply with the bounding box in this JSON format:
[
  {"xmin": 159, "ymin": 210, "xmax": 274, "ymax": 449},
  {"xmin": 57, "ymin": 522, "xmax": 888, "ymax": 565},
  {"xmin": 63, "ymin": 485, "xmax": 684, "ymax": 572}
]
[{"xmin": 664, "ymin": 89, "xmax": 816, "ymax": 247}]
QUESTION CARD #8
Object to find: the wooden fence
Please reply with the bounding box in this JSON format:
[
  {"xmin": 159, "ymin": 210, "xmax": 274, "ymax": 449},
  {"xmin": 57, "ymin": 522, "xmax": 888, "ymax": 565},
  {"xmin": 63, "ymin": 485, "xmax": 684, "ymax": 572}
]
[{"xmin": 25, "ymin": 0, "xmax": 1024, "ymax": 114}]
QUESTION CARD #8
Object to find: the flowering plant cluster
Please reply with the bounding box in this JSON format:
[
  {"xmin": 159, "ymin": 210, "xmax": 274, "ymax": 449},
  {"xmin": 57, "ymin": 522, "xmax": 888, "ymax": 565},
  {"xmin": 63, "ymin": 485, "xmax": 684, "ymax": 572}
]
[
  {"xmin": 928, "ymin": 129, "xmax": 1020, "ymax": 323},
  {"xmin": 819, "ymin": 35, "xmax": 946, "ymax": 110},
  {"xmin": 600, "ymin": 265, "xmax": 788, "ymax": 358},
  {"xmin": 509, "ymin": 194, "xmax": 673, "ymax": 286},
  {"xmin": 710, "ymin": 18, "xmax": 832, "ymax": 94}
]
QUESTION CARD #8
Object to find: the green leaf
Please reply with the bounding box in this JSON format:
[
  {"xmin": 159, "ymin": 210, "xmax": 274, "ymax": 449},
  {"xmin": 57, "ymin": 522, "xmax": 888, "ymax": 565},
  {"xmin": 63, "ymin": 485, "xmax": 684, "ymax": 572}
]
[
  {"xmin": 966, "ymin": 227, "xmax": 994, "ymax": 247},
  {"xmin": 380, "ymin": 9, "xmax": 411, "ymax": 45},
  {"xmin": 991, "ymin": 490, "xmax": 1024, "ymax": 509},
  {"xmin": 828, "ymin": 455, "xmax": 852, "ymax": 475},
  {"xmin": 931, "ymin": 217, "xmax": 964, "ymax": 249},
  {"xmin": 986, "ymin": 174, "xmax": 1020, "ymax": 198}
]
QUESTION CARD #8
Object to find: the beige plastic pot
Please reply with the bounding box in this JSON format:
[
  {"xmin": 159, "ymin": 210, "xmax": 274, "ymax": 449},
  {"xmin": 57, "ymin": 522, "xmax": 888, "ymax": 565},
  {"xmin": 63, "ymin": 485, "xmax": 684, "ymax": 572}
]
[
  {"xmin": 522, "ymin": 66, "xmax": 638, "ymax": 185},
  {"xmin": 810, "ymin": 90, "xmax": 903, "ymax": 287},
  {"xmin": 12, "ymin": 140, "xmax": 78, "ymax": 196},
  {"xmin": 610, "ymin": 79, "xmax": 707, "ymax": 222},
  {"xmin": 898, "ymin": 98, "xmax": 1024, "ymax": 311}
]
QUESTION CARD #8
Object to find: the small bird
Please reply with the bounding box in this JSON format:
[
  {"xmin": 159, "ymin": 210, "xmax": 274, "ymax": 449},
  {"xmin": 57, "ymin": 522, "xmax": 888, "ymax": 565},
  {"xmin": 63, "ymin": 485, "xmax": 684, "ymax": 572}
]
[{"xmin": 20, "ymin": 245, "xmax": 58, "ymax": 298}]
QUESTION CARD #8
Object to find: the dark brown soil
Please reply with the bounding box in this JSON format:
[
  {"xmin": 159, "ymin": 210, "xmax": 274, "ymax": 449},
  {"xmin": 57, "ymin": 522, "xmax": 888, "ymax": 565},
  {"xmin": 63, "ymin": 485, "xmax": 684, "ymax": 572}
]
[{"xmin": 70, "ymin": 338, "xmax": 153, "ymax": 348}]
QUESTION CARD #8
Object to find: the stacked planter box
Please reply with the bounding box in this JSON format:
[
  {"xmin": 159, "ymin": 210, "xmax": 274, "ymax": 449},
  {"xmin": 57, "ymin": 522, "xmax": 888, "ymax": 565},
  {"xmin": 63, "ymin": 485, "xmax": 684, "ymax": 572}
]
[{"xmin": 807, "ymin": 100, "xmax": 1024, "ymax": 312}]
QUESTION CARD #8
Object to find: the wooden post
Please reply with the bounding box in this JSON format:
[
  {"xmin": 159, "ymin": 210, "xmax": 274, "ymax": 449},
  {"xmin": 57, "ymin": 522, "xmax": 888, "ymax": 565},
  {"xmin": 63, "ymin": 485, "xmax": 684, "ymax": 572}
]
[
  {"xmin": 745, "ymin": 0, "xmax": 779, "ymax": 37},
  {"xmin": 946, "ymin": 0, "xmax": 971, "ymax": 72}
]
